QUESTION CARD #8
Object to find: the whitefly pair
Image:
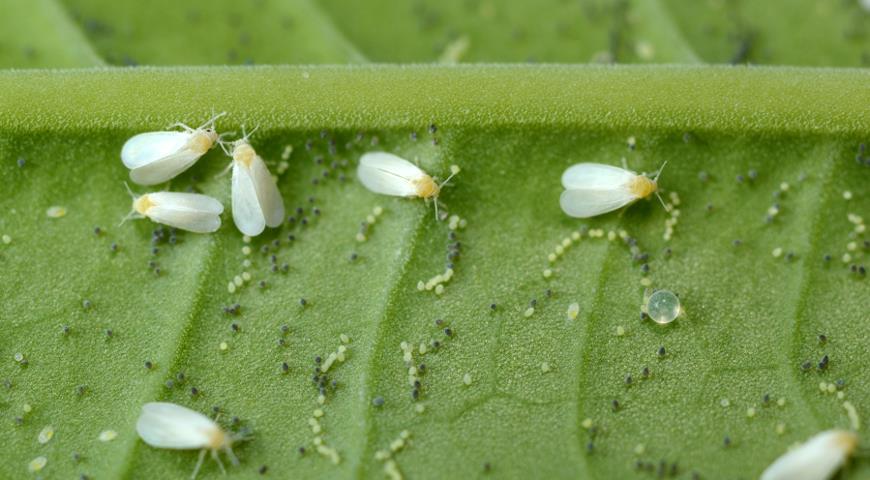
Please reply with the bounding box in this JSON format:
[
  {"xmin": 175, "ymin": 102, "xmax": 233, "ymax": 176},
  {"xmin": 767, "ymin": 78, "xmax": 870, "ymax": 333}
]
[{"xmin": 119, "ymin": 113, "xmax": 284, "ymax": 236}]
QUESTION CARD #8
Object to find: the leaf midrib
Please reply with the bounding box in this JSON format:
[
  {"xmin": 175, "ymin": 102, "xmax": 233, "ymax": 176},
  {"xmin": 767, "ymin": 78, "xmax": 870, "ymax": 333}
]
[{"xmin": 0, "ymin": 66, "xmax": 867, "ymax": 137}]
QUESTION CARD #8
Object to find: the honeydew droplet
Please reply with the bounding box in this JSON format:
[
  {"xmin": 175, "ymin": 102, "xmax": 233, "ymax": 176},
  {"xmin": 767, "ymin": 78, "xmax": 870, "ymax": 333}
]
[
  {"xmin": 646, "ymin": 290, "xmax": 680, "ymax": 325},
  {"xmin": 566, "ymin": 303, "xmax": 580, "ymax": 320},
  {"xmin": 46, "ymin": 206, "xmax": 67, "ymax": 218},
  {"xmin": 219, "ymin": 341, "xmax": 228, "ymax": 351},
  {"xmin": 37, "ymin": 425, "xmax": 54, "ymax": 444},
  {"xmin": 28, "ymin": 456, "xmax": 47, "ymax": 473}
]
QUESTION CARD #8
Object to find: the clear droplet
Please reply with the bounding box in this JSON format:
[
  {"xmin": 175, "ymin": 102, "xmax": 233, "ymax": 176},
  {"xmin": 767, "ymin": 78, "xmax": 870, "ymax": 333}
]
[{"xmin": 646, "ymin": 290, "xmax": 680, "ymax": 324}]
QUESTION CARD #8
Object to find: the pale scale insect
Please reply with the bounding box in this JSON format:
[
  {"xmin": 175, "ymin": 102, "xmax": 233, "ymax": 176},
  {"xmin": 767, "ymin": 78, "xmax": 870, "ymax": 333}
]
[
  {"xmin": 356, "ymin": 152, "xmax": 460, "ymax": 219},
  {"xmin": 219, "ymin": 127, "xmax": 285, "ymax": 236},
  {"xmin": 559, "ymin": 161, "xmax": 668, "ymax": 218},
  {"xmin": 760, "ymin": 429, "xmax": 858, "ymax": 480},
  {"xmin": 136, "ymin": 402, "xmax": 246, "ymax": 480},
  {"xmin": 121, "ymin": 112, "xmax": 226, "ymax": 186},
  {"xmin": 121, "ymin": 184, "xmax": 224, "ymax": 233}
]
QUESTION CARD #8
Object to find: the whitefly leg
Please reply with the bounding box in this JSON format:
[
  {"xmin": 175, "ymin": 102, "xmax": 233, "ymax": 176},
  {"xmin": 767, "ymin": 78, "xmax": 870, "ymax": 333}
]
[
  {"xmin": 191, "ymin": 448, "xmax": 207, "ymax": 480},
  {"xmin": 167, "ymin": 122, "xmax": 196, "ymax": 133},
  {"xmin": 212, "ymin": 449, "xmax": 227, "ymax": 475}
]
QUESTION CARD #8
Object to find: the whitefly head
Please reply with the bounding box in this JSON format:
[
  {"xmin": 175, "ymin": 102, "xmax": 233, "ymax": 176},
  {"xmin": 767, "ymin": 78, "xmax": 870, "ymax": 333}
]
[
  {"xmin": 220, "ymin": 125, "xmax": 259, "ymax": 166},
  {"xmin": 187, "ymin": 112, "xmax": 227, "ymax": 155}
]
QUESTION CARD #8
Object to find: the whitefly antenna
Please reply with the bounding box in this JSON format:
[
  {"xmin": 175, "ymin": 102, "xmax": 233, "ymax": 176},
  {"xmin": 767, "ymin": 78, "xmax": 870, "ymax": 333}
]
[
  {"xmin": 438, "ymin": 165, "xmax": 461, "ymax": 189},
  {"xmin": 654, "ymin": 190, "xmax": 671, "ymax": 213},
  {"xmin": 239, "ymin": 124, "xmax": 260, "ymax": 144},
  {"xmin": 118, "ymin": 182, "xmax": 140, "ymax": 226},
  {"xmin": 652, "ymin": 160, "xmax": 670, "ymax": 212},
  {"xmin": 653, "ymin": 160, "xmax": 668, "ymax": 181},
  {"xmin": 198, "ymin": 111, "xmax": 227, "ymax": 130}
]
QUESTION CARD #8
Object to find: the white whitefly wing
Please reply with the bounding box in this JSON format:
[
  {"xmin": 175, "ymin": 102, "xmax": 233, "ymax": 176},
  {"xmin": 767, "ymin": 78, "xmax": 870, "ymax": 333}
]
[
  {"xmin": 130, "ymin": 150, "xmax": 203, "ymax": 186},
  {"xmin": 232, "ymin": 161, "xmax": 266, "ymax": 236},
  {"xmin": 136, "ymin": 402, "xmax": 219, "ymax": 450},
  {"xmin": 249, "ymin": 154, "xmax": 285, "ymax": 227},
  {"xmin": 561, "ymin": 163, "xmax": 637, "ymax": 190},
  {"xmin": 560, "ymin": 188, "xmax": 637, "ymax": 218},
  {"xmin": 760, "ymin": 430, "xmax": 857, "ymax": 480},
  {"xmin": 122, "ymin": 132, "xmax": 191, "ymax": 169},
  {"xmin": 145, "ymin": 192, "xmax": 223, "ymax": 233},
  {"xmin": 357, "ymin": 152, "xmax": 425, "ymax": 197}
]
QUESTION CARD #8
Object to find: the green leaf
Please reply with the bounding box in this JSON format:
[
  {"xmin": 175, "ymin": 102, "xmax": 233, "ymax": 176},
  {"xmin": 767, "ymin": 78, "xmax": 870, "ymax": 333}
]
[
  {"xmin": 56, "ymin": 0, "xmax": 366, "ymax": 65},
  {"xmin": 0, "ymin": 66, "xmax": 868, "ymax": 480},
  {"xmin": 0, "ymin": 0, "xmax": 102, "ymax": 68},
  {"xmin": 44, "ymin": 0, "xmax": 870, "ymax": 66}
]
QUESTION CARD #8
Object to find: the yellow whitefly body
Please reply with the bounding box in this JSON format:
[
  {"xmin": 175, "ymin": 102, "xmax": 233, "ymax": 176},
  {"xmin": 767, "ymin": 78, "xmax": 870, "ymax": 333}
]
[
  {"xmin": 232, "ymin": 142, "xmax": 256, "ymax": 167},
  {"xmin": 413, "ymin": 174, "xmax": 440, "ymax": 199},
  {"xmin": 188, "ymin": 129, "xmax": 219, "ymax": 155},
  {"xmin": 206, "ymin": 428, "xmax": 230, "ymax": 450},
  {"xmin": 133, "ymin": 194, "xmax": 155, "ymax": 215},
  {"xmin": 627, "ymin": 175, "xmax": 657, "ymax": 200}
]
